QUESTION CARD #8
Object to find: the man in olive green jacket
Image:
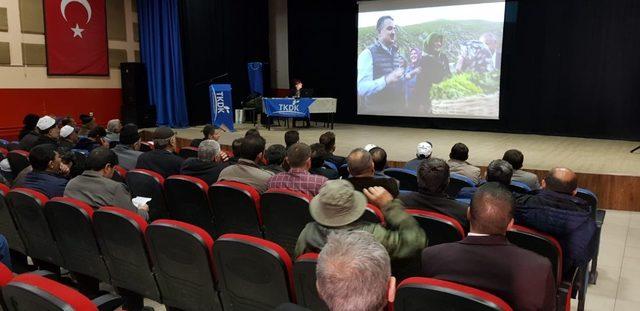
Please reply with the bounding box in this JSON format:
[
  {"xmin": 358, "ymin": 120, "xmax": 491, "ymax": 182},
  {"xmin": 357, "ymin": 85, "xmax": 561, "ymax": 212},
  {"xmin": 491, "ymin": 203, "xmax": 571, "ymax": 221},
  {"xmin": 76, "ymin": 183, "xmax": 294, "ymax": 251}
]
[{"xmin": 295, "ymin": 180, "xmax": 427, "ymax": 260}]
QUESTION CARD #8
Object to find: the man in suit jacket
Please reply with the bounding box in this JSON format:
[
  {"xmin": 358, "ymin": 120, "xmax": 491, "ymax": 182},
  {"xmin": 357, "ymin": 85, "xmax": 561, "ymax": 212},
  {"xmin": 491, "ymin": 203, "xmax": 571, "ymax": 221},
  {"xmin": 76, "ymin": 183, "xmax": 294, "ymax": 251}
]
[
  {"xmin": 422, "ymin": 183, "xmax": 556, "ymax": 311},
  {"xmin": 319, "ymin": 131, "xmax": 347, "ymax": 168},
  {"xmin": 446, "ymin": 142, "xmax": 481, "ymax": 185},
  {"xmin": 135, "ymin": 126, "xmax": 184, "ymax": 177},
  {"xmin": 346, "ymin": 148, "xmax": 399, "ymax": 197}
]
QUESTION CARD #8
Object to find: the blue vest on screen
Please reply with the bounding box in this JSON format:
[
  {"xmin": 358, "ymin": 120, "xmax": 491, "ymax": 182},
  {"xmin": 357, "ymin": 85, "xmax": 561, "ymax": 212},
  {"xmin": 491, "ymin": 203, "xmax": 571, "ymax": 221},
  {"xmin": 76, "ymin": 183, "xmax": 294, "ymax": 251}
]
[{"xmin": 366, "ymin": 41, "xmax": 404, "ymax": 110}]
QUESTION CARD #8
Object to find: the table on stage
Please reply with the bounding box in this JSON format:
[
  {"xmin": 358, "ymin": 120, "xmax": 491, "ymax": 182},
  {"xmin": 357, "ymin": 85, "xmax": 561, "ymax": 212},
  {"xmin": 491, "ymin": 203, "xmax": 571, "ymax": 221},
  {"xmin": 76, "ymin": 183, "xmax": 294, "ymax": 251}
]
[{"xmin": 262, "ymin": 97, "xmax": 337, "ymax": 130}]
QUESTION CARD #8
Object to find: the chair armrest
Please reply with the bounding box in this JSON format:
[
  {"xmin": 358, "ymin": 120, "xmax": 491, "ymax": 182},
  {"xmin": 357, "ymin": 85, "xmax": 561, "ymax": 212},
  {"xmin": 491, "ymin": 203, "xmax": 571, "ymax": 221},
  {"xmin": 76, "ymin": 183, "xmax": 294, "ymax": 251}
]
[
  {"xmin": 92, "ymin": 294, "xmax": 123, "ymax": 311},
  {"xmin": 30, "ymin": 270, "xmax": 57, "ymax": 279},
  {"xmin": 596, "ymin": 209, "xmax": 606, "ymax": 227}
]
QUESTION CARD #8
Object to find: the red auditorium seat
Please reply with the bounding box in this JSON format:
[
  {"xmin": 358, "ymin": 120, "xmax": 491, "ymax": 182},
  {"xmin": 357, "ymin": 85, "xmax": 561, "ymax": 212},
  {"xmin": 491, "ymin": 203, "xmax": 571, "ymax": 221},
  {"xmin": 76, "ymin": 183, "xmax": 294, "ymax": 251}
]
[
  {"xmin": 43, "ymin": 198, "xmax": 110, "ymax": 283},
  {"xmin": 0, "ymin": 184, "xmax": 26, "ymax": 255},
  {"xmin": 139, "ymin": 141, "xmax": 153, "ymax": 152},
  {"xmin": 0, "ymin": 147, "xmax": 7, "ymax": 158},
  {"xmin": 7, "ymin": 150, "xmax": 29, "ymax": 176},
  {"xmin": 125, "ymin": 169, "xmax": 168, "ymax": 221},
  {"xmin": 293, "ymin": 253, "xmax": 328, "ymax": 311},
  {"xmin": 209, "ymin": 181, "xmax": 263, "ymax": 237},
  {"xmin": 262, "ymin": 189, "xmax": 313, "ymax": 255},
  {"xmin": 93, "ymin": 206, "xmax": 161, "ymax": 303},
  {"xmin": 146, "ymin": 219, "xmax": 222, "ymax": 311},
  {"xmin": 395, "ymin": 277, "xmax": 513, "ymax": 311},
  {"xmin": 111, "ymin": 165, "xmax": 128, "ymax": 183},
  {"xmin": 214, "ymin": 233, "xmax": 296, "ymax": 309},
  {"xmin": 359, "ymin": 203, "xmax": 386, "ymax": 225},
  {"xmin": 178, "ymin": 146, "xmax": 199, "ymax": 158},
  {"xmin": 506, "ymin": 224, "xmax": 563, "ymax": 285},
  {"xmin": 5, "ymin": 188, "xmax": 64, "ymax": 268},
  {"xmin": 2, "ymin": 273, "xmax": 122, "ymax": 311},
  {"xmin": 407, "ymin": 209, "xmax": 465, "ymax": 246},
  {"xmin": 164, "ymin": 175, "xmax": 215, "ymax": 236}
]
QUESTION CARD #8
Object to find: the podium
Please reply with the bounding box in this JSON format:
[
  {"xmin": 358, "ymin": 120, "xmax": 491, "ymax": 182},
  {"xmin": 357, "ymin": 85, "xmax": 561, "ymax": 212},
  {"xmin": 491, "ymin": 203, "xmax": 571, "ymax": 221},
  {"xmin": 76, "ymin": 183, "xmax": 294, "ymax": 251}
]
[{"xmin": 209, "ymin": 84, "xmax": 235, "ymax": 132}]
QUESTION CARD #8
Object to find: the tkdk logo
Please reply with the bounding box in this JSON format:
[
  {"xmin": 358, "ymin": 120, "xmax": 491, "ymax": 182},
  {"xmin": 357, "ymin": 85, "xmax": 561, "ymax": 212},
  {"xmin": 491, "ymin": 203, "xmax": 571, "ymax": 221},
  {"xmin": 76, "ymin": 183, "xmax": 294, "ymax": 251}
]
[{"xmin": 216, "ymin": 92, "xmax": 231, "ymax": 114}]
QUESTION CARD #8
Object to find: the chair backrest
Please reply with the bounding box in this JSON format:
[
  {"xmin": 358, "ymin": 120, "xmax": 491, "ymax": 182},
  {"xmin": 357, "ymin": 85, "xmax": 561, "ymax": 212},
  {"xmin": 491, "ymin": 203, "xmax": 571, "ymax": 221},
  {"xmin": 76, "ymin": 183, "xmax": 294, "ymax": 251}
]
[
  {"xmin": 93, "ymin": 206, "xmax": 160, "ymax": 302},
  {"xmin": 446, "ymin": 173, "xmax": 476, "ymax": 197},
  {"xmin": 214, "ymin": 233, "xmax": 295, "ymax": 309},
  {"xmin": 383, "ymin": 168, "xmax": 418, "ymax": 192},
  {"xmin": 0, "ymin": 147, "xmax": 7, "ymax": 158},
  {"xmin": 293, "ymin": 253, "xmax": 329, "ymax": 311},
  {"xmin": 111, "ymin": 165, "xmax": 126, "ymax": 183},
  {"xmin": 139, "ymin": 142, "xmax": 153, "ymax": 152},
  {"xmin": 322, "ymin": 161, "xmax": 337, "ymax": 171},
  {"xmin": 209, "ymin": 181, "xmax": 263, "ymax": 237},
  {"xmin": 6, "ymin": 188, "xmax": 63, "ymax": 267},
  {"xmin": 2, "ymin": 273, "xmax": 98, "ymax": 311},
  {"xmin": 179, "ymin": 146, "xmax": 199, "ymax": 159},
  {"xmin": 0, "ymin": 184, "xmax": 26, "ymax": 254},
  {"xmin": 395, "ymin": 277, "xmax": 513, "ymax": 311},
  {"xmin": 509, "ymin": 181, "xmax": 532, "ymax": 194},
  {"xmin": 338, "ymin": 164, "xmax": 349, "ymax": 179},
  {"xmin": 146, "ymin": 219, "xmax": 221, "ymax": 311},
  {"xmin": 43, "ymin": 198, "xmax": 110, "ymax": 282},
  {"xmin": 125, "ymin": 169, "xmax": 167, "ymax": 221},
  {"xmin": 358, "ymin": 203, "xmax": 386, "ymax": 226},
  {"xmin": 7, "ymin": 150, "xmax": 29, "ymax": 176},
  {"xmin": 164, "ymin": 175, "xmax": 215, "ymax": 237},
  {"xmin": 407, "ymin": 209, "xmax": 465, "ymax": 246},
  {"xmin": 576, "ymin": 187, "xmax": 598, "ymax": 220},
  {"xmin": 507, "ymin": 224, "xmax": 563, "ymax": 285},
  {"xmin": 262, "ymin": 189, "xmax": 313, "ymax": 256}
]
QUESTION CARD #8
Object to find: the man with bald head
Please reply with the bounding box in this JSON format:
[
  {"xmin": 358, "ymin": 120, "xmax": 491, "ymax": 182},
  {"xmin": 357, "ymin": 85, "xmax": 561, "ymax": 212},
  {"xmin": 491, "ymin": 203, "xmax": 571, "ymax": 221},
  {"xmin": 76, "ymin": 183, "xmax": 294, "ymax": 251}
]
[
  {"xmin": 346, "ymin": 148, "xmax": 399, "ymax": 197},
  {"xmin": 422, "ymin": 183, "xmax": 556, "ymax": 311},
  {"xmin": 515, "ymin": 167, "xmax": 596, "ymax": 278}
]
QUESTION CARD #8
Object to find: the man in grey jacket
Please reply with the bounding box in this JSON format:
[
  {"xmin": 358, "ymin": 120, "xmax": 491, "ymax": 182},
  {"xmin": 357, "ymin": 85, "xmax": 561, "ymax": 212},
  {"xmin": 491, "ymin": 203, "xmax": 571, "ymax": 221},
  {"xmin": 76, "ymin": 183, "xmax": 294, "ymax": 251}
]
[
  {"xmin": 64, "ymin": 147, "xmax": 149, "ymax": 220},
  {"xmin": 112, "ymin": 123, "xmax": 143, "ymax": 170}
]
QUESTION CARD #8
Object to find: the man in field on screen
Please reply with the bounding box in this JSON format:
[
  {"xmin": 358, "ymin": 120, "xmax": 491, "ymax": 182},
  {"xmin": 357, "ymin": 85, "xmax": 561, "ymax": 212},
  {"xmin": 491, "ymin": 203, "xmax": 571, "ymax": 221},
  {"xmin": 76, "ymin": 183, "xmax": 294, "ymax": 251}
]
[{"xmin": 357, "ymin": 15, "xmax": 406, "ymax": 113}]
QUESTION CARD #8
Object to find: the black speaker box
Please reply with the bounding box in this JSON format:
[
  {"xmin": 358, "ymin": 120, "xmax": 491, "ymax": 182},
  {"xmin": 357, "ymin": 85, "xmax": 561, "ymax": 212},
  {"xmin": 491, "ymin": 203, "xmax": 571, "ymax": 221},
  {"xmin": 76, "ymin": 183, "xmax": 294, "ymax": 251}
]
[{"xmin": 120, "ymin": 62, "xmax": 156, "ymax": 128}]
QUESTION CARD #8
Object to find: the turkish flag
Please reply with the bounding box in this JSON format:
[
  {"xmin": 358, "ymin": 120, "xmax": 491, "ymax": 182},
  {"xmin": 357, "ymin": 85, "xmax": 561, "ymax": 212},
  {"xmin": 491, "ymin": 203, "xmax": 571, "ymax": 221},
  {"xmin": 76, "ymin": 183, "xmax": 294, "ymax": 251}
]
[{"xmin": 44, "ymin": 0, "xmax": 108, "ymax": 76}]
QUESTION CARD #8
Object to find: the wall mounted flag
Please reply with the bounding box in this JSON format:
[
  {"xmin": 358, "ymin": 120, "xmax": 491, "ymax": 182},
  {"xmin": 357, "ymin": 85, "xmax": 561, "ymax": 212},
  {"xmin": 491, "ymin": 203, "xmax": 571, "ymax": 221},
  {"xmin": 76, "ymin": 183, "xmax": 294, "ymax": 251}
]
[{"xmin": 44, "ymin": 0, "xmax": 109, "ymax": 75}]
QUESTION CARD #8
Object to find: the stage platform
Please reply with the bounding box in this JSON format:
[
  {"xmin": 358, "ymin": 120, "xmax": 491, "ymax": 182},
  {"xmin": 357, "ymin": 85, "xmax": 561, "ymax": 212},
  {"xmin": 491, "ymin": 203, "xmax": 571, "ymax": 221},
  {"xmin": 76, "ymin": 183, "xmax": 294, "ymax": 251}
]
[{"xmin": 142, "ymin": 123, "xmax": 640, "ymax": 212}]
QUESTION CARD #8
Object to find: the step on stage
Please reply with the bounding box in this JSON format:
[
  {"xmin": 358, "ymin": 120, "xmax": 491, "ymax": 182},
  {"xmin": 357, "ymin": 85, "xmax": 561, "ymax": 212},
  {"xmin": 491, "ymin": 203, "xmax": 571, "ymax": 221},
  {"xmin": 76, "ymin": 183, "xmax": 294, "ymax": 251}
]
[{"xmin": 142, "ymin": 123, "xmax": 640, "ymax": 212}]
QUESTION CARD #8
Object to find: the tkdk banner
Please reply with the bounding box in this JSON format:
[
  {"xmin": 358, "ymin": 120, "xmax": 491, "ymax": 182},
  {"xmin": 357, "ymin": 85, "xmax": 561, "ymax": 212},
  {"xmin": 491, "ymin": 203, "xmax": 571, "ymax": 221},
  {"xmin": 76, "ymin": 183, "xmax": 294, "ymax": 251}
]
[
  {"xmin": 44, "ymin": 0, "xmax": 108, "ymax": 75},
  {"xmin": 209, "ymin": 84, "xmax": 235, "ymax": 132},
  {"xmin": 263, "ymin": 98, "xmax": 315, "ymax": 118}
]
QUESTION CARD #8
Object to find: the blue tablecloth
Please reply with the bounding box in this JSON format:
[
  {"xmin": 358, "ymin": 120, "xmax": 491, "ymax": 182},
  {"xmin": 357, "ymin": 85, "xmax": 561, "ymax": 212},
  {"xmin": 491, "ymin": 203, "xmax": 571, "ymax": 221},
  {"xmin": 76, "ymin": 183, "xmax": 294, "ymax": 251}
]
[{"xmin": 263, "ymin": 98, "xmax": 316, "ymax": 118}]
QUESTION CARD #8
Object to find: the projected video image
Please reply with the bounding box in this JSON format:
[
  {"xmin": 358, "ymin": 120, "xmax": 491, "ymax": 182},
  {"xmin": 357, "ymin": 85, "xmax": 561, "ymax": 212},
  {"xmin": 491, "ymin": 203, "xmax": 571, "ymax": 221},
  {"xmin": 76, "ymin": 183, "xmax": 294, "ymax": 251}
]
[{"xmin": 357, "ymin": 1, "xmax": 505, "ymax": 119}]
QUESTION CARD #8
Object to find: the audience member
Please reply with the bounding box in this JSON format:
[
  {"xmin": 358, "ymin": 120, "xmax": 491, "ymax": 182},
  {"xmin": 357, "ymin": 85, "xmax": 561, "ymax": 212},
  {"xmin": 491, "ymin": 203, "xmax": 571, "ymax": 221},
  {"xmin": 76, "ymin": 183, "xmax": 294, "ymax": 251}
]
[
  {"xmin": 58, "ymin": 147, "xmax": 85, "ymax": 179},
  {"xmin": 59, "ymin": 116, "xmax": 76, "ymax": 127},
  {"xmin": 58, "ymin": 125, "xmax": 79, "ymax": 149},
  {"xmin": 422, "ymin": 183, "xmax": 556, "ymax": 311},
  {"xmin": 447, "ymin": 142, "xmax": 481, "ymax": 184},
  {"xmin": 190, "ymin": 124, "xmax": 222, "ymax": 147},
  {"xmin": 347, "ymin": 148, "xmax": 399, "ymax": 197},
  {"xmin": 135, "ymin": 126, "xmax": 184, "ymax": 177},
  {"xmin": 295, "ymin": 180, "xmax": 426, "ymax": 260},
  {"xmin": 64, "ymin": 147, "xmax": 149, "ymax": 220},
  {"xmin": 285, "ymin": 130, "xmax": 300, "ymax": 149},
  {"xmin": 515, "ymin": 167, "xmax": 596, "ymax": 277},
  {"xmin": 319, "ymin": 131, "xmax": 346, "ymax": 168},
  {"xmin": 180, "ymin": 140, "xmax": 229, "ymax": 185},
  {"xmin": 309, "ymin": 143, "xmax": 339, "ymax": 179},
  {"xmin": 503, "ymin": 149, "xmax": 541, "ymax": 190},
  {"xmin": 369, "ymin": 147, "xmax": 390, "ymax": 178},
  {"xmin": 228, "ymin": 138, "xmax": 243, "ymax": 164},
  {"xmin": 217, "ymin": 135, "xmax": 274, "ymax": 193},
  {"xmin": 404, "ymin": 141, "xmax": 432, "ymax": 171},
  {"xmin": 267, "ymin": 143, "xmax": 328, "ymax": 195},
  {"xmin": 75, "ymin": 126, "xmax": 108, "ymax": 152},
  {"xmin": 22, "ymin": 144, "xmax": 69, "ymax": 198},
  {"xmin": 458, "ymin": 159, "xmax": 513, "ymax": 199},
  {"xmin": 245, "ymin": 128, "xmax": 261, "ymax": 138},
  {"xmin": 78, "ymin": 113, "xmax": 97, "ymax": 136},
  {"xmin": 112, "ymin": 124, "xmax": 143, "ymax": 170},
  {"xmin": 399, "ymin": 158, "xmax": 469, "ymax": 230},
  {"xmin": 264, "ymin": 144, "xmax": 287, "ymax": 174},
  {"xmin": 32, "ymin": 116, "xmax": 60, "ymax": 149},
  {"xmin": 105, "ymin": 119, "xmax": 122, "ymax": 142},
  {"xmin": 316, "ymin": 231, "xmax": 395, "ymax": 311},
  {"xmin": 18, "ymin": 113, "xmax": 40, "ymax": 141}
]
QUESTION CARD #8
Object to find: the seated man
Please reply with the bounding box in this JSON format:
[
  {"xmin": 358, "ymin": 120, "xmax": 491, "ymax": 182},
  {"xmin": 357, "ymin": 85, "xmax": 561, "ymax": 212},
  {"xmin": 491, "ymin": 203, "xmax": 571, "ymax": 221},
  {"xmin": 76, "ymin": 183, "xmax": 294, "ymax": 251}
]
[
  {"xmin": 284, "ymin": 130, "xmax": 299, "ymax": 150},
  {"xmin": 267, "ymin": 143, "xmax": 328, "ymax": 196},
  {"xmin": 458, "ymin": 159, "xmax": 514, "ymax": 200},
  {"xmin": 422, "ymin": 183, "xmax": 556, "ymax": 311},
  {"xmin": 399, "ymin": 158, "xmax": 469, "ymax": 230},
  {"xmin": 75, "ymin": 126, "xmax": 108, "ymax": 152},
  {"xmin": 503, "ymin": 149, "xmax": 541, "ymax": 190},
  {"xmin": 135, "ymin": 126, "xmax": 184, "ymax": 177},
  {"xmin": 22, "ymin": 144, "xmax": 69, "ymax": 198},
  {"xmin": 319, "ymin": 131, "xmax": 346, "ymax": 168},
  {"xmin": 58, "ymin": 125, "xmax": 79, "ymax": 149},
  {"xmin": 309, "ymin": 143, "xmax": 339, "ymax": 179},
  {"xmin": 64, "ymin": 147, "xmax": 149, "ymax": 220},
  {"xmin": 111, "ymin": 124, "xmax": 143, "ymax": 171},
  {"xmin": 404, "ymin": 141, "xmax": 432, "ymax": 171},
  {"xmin": 217, "ymin": 135, "xmax": 274, "ymax": 193},
  {"xmin": 515, "ymin": 167, "xmax": 596, "ymax": 278},
  {"xmin": 33, "ymin": 116, "xmax": 60, "ymax": 149},
  {"xmin": 105, "ymin": 119, "xmax": 122, "ymax": 142},
  {"xmin": 295, "ymin": 180, "xmax": 426, "ymax": 260},
  {"xmin": 190, "ymin": 124, "xmax": 223, "ymax": 147},
  {"xmin": 347, "ymin": 148, "xmax": 399, "ymax": 197},
  {"xmin": 369, "ymin": 146, "xmax": 390, "ymax": 178},
  {"xmin": 264, "ymin": 144, "xmax": 287, "ymax": 174},
  {"xmin": 180, "ymin": 139, "xmax": 229, "ymax": 185},
  {"xmin": 447, "ymin": 142, "xmax": 481, "ymax": 184},
  {"xmin": 228, "ymin": 138, "xmax": 243, "ymax": 164}
]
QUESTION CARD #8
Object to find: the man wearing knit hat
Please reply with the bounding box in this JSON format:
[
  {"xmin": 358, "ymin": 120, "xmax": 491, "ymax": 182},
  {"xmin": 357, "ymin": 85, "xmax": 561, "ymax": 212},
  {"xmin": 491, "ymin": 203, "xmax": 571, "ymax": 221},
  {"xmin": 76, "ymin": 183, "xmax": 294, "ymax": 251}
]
[
  {"xmin": 58, "ymin": 125, "xmax": 79, "ymax": 149},
  {"xmin": 295, "ymin": 179, "xmax": 426, "ymax": 260},
  {"xmin": 112, "ymin": 124, "xmax": 143, "ymax": 170},
  {"xmin": 78, "ymin": 113, "xmax": 97, "ymax": 136},
  {"xmin": 135, "ymin": 126, "xmax": 184, "ymax": 177}
]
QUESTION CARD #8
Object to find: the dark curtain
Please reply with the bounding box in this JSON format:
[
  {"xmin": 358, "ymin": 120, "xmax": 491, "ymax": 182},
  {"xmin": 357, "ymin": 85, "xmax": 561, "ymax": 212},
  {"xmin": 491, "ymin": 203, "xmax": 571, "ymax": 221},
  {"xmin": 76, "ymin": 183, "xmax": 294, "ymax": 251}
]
[
  {"xmin": 138, "ymin": 0, "xmax": 189, "ymax": 127},
  {"xmin": 288, "ymin": 0, "xmax": 640, "ymax": 140},
  {"xmin": 179, "ymin": 0, "xmax": 271, "ymax": 125}
]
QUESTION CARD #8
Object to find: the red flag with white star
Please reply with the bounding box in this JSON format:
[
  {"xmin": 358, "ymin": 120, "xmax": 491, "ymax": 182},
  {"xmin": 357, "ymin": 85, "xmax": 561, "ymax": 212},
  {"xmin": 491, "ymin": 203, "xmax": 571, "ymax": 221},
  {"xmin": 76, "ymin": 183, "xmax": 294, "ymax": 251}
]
[{"xmin": 44, "ymin": 0, "xmax": 108, "ymax": 75}]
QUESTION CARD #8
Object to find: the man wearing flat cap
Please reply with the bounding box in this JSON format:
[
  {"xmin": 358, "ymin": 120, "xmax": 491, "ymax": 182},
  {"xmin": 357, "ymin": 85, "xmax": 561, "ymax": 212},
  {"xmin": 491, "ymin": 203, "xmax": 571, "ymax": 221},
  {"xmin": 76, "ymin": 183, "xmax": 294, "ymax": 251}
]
[
  {"xmin": 295, "ymin": 179, "xmax": 427, "ymax": 260},
  {"xmin": 135, "ymin": 126, "xmax": 184, "ymax": 177},
  {"xmin": 112, "ymin": 124, "xmax": 143, "ymax": 171}
]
